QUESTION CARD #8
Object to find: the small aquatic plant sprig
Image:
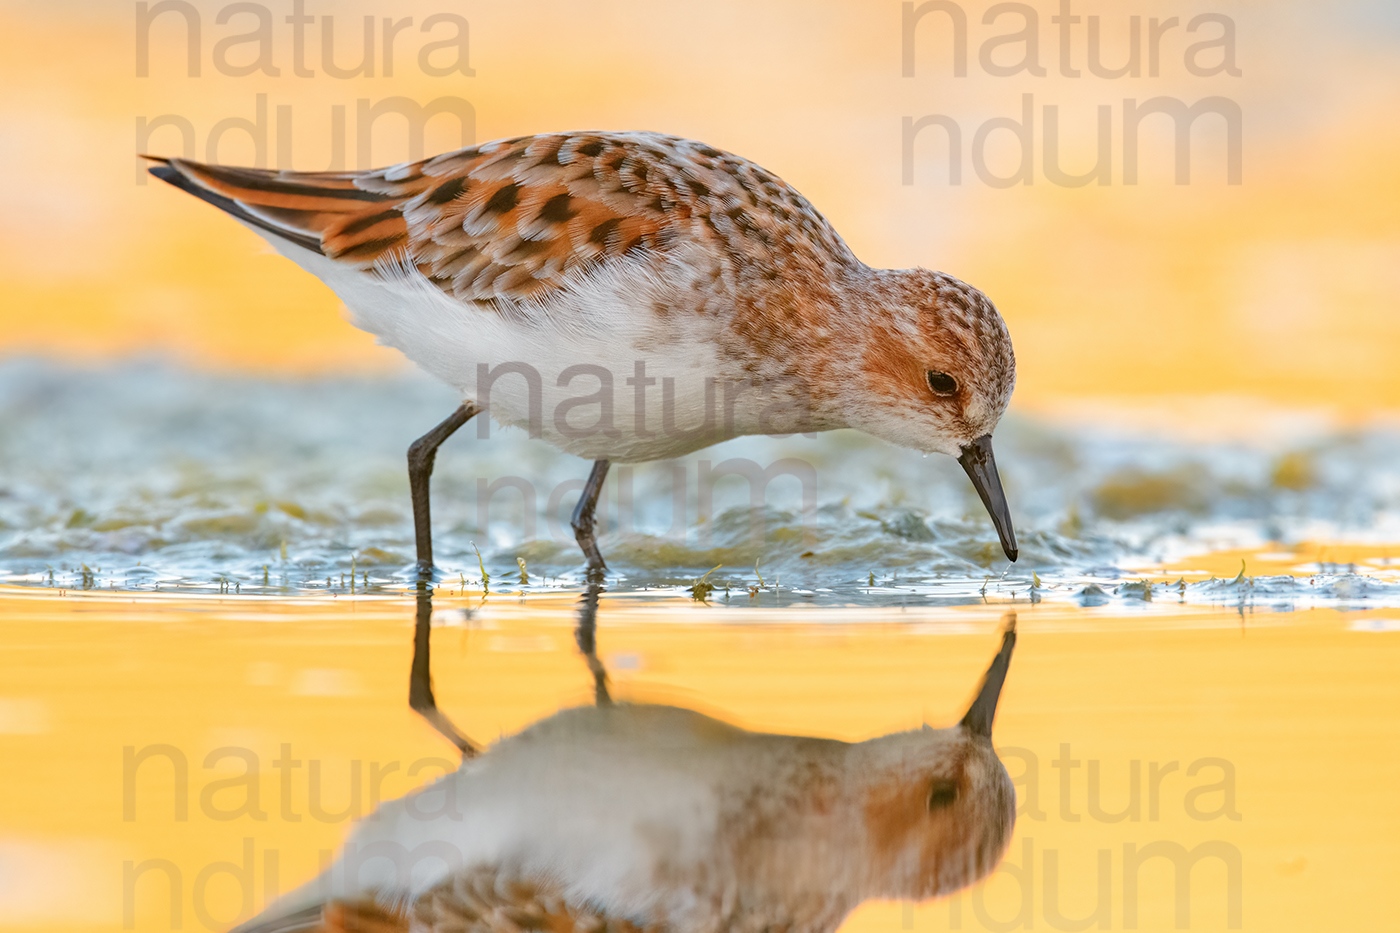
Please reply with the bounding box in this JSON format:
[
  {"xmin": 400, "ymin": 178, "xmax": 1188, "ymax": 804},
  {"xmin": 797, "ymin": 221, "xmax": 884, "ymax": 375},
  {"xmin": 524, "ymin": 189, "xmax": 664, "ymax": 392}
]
[
  {"xmin": 749, "ymin": 559, "xmax": 771, "ymax": 599},
  {"xmin": 465, "ymin": 543, "xmax": 489, "ymax": 594},
  {"xmin": 690, "ymin": 565, "xmax": 722, "ymax": 603}
]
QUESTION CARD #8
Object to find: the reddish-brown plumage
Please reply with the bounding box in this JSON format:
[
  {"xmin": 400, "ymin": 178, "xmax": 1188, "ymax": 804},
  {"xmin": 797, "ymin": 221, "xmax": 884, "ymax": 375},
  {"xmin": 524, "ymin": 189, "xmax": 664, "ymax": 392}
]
[{"xmin": 155, "ymin": 133, "xmax": 853, "ymax": 311}]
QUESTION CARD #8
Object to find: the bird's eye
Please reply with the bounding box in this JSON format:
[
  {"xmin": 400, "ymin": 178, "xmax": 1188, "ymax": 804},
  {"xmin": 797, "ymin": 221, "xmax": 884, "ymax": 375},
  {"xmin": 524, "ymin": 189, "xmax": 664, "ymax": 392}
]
[
  {"xmin": 926, "ymin": 371, "xmax": 958, "ymax": 397},
  {"xmin": 928, "ymin": 779, "xmax": 959, "ymax": 811}
]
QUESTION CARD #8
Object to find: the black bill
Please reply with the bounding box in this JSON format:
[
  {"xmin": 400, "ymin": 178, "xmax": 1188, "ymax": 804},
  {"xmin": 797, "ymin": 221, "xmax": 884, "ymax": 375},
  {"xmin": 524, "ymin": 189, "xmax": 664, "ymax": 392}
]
[
  {"xmin": 957, "ymin": 434, "xmax": 1018, "ymax": 562},
  {"xmin": 961, "ymin": 613, "xmax": 1017, "ymax": 739}
]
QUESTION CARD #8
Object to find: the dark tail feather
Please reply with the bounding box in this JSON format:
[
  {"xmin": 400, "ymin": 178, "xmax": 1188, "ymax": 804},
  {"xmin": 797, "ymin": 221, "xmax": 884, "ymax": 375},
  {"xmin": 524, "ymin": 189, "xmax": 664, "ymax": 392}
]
[
  {"xmin": 144, "ymin": 156, "xmax": 412, "ymax": 266},
  {"xmin": 227, "ymin": 903, "xmax": 326, "ymax": 933},
  {"xmin": 147, "ymin": 162, "xmax": 326, "ymax": 255}
]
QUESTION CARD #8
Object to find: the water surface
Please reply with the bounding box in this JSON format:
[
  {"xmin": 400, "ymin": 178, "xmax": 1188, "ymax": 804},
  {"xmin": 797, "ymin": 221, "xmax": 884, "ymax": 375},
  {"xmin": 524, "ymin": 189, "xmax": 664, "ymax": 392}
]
[
  {"xmin": 2, "ymin": 360, "xmax": 1398, "ymax": 611},
  {"xmin": 1, "ymin": 587, "xmax": 1396, "ymax": 932},
  {"xmin": 3, "ymin": 359, "xmax": 1398, "ymax": 930}
]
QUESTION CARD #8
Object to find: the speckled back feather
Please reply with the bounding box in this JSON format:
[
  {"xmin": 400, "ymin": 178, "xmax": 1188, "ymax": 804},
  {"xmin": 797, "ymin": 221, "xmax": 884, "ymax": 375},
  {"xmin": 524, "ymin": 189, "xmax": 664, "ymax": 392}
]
[{"xmin": 155, "ymin": 132, "xmax": 857, "ymax": 307}]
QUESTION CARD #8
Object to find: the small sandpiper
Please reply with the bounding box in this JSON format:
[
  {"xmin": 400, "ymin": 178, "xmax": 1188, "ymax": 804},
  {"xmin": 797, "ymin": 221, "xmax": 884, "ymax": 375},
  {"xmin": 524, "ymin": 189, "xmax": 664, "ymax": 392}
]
[
  {"xmin": 147, "ymin": 132, "xmax": 1018, "ymax": 577},
  {"xmin": 232, "ymin": 615, "xmax": 1018, "ymax": 933}
]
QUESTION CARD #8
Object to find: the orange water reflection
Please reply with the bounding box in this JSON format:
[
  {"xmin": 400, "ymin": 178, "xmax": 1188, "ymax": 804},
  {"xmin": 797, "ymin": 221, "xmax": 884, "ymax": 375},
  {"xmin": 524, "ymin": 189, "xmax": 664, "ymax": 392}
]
[{"xmin": 1, "ymin": 585, "xmax": 1396, "ymax": 931}]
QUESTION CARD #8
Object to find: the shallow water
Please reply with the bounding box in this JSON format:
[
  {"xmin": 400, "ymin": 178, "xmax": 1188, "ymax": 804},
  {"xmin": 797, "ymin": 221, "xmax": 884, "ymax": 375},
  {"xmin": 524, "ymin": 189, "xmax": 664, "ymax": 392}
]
[
  {"xmin": 2, "ymin": 360, "xmax": 1399, "ymax": 610},
  {"xmin": 3, "ymin": 360, "xmax": 1400, "ymax": 930},
  {"xmin": 1, "ymin": 587, "xmax": 1397, "ymax": 932}
]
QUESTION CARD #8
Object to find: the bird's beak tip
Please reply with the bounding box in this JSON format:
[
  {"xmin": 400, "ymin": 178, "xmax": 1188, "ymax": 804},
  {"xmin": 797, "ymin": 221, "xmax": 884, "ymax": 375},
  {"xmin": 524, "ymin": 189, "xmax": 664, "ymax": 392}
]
[{"xmin": 957, "ymin": 434, "xmax": 1018, "ymax": 564}]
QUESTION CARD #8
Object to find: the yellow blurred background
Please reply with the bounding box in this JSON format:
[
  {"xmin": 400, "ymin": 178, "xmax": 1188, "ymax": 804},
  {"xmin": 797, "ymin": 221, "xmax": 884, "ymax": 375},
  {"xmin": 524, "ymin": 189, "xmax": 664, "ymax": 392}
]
[
  {"xmin": 5, "ymin": 6, "xmax": 1400, "ymax": 931},
  {"xmin": 2, "ymin": 0, "xmax": 1398, "ymax": 407}
]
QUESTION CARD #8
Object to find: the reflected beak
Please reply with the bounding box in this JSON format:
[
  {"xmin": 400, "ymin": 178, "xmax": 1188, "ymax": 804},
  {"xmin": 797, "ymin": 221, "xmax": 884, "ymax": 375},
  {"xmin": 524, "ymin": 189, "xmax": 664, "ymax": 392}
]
[
  {"xmin": 957, "ymin": 434, "xmax": 1018, "ymax": 562},
  {"xmin": 961, "ymin": 614, "xmax": 1016, "ymax": 738}
]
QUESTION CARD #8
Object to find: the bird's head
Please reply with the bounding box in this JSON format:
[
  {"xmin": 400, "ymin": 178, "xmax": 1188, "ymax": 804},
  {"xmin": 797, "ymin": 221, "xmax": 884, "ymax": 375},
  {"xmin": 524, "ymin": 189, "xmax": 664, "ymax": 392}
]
[
  {"xmin": 846, "ymin": 268, "xmax": 1018, "ymax": 560},
  {"xmin": 854, "ymin": 616, "xmax": 1018, "ymax": 900}
]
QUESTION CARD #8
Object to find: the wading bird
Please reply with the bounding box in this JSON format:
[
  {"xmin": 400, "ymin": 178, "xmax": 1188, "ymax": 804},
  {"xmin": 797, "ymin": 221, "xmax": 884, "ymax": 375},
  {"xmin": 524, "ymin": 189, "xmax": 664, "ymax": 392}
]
[
  {"xmin": 233, "ymin": 612, "xmax": 1019, "ymax": 933},
  {"xmin": 148, "ymin": 132, "xmax": 1018, "ymax": 578}
]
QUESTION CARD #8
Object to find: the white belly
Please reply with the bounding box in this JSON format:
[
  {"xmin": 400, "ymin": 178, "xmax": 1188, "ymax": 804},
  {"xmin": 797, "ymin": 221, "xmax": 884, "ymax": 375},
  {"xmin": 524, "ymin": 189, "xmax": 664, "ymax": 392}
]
[{"xmin": 279, "ymin": 242, "xmax": 786, "ymax": 462}]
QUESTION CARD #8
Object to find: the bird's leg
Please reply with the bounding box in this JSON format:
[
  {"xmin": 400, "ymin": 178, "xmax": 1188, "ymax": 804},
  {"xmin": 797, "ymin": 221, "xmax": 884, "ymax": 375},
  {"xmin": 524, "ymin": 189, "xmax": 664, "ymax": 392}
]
[
  {"xmin": 409, "ymin": 582, "xmax": 479, "ymax": 757},
  {"xmin": 574, "ymin": 578, "xmax": 611, "ymax": 706},
  {"xmin": 570, "ymin": 459, "xmax": 611, "ymax": 582},
  {"xmin": 408, "ymin": 402, "xmax": 480, "ymax": 578}
]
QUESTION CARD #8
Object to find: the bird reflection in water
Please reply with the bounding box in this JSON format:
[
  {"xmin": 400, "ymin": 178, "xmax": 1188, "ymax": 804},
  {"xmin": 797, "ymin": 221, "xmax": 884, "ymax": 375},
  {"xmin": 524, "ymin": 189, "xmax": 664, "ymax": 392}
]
[{"xmin": 233, "ymin": 585, "xmax": 1019, "ymax": 933}]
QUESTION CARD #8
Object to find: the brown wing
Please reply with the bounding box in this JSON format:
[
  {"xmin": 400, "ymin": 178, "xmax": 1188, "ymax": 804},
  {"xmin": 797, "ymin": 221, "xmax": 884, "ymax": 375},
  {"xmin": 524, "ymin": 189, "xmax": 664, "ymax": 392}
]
[
  {"xmin": 227, "ymin": 869, "xmax": 656, "ymax": 933},
  {"xmin": 148, "ymin": 132, "xmax": 852, "ymax": 306},
  {"xmin": 409, "ymin": 866, "xmax": 654, "ymax": 933}
]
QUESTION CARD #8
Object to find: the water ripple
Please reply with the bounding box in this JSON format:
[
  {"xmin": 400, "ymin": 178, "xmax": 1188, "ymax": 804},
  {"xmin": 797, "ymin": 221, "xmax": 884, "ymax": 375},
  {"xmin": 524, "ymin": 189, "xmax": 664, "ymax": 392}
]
[{"xmin": 3, "ymin": 359, "xmax": 1398, "ymax": 609}]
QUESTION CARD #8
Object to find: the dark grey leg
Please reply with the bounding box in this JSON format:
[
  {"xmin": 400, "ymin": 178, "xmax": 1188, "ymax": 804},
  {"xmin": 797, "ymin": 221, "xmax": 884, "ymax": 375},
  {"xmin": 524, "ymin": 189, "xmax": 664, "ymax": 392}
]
[
  {"xmin": 408, "ymin": 402, "xmax": 480, "ymax": 576},
  {"xmin": 409, "ymin": 582, "xmax": 478, "ymax": 757},
  {"xmin": 570, "ymin": 459, "xmax": 611, "ymax": 581},
  {"xmin": 575, "ymin": 579, "xmax": 611, "ymax": 706}
]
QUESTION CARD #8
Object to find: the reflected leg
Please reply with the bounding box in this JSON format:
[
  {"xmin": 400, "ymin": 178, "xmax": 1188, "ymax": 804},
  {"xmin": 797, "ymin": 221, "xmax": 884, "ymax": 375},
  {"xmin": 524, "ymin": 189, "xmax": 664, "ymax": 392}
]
[
  {"xmin": 409, "ymin": 402, "xmax": 480, "ymax": 576},
  {"xmin": 409, "ymin": 583, "xmax": 478, "ymax": 756},
  {"xmin": 575, "ymin": 579, "xmax": 611, "ymax": 706},
  {"xmin": 571, "ymin": 459, "xmax": 611, "ymax": 581}
]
